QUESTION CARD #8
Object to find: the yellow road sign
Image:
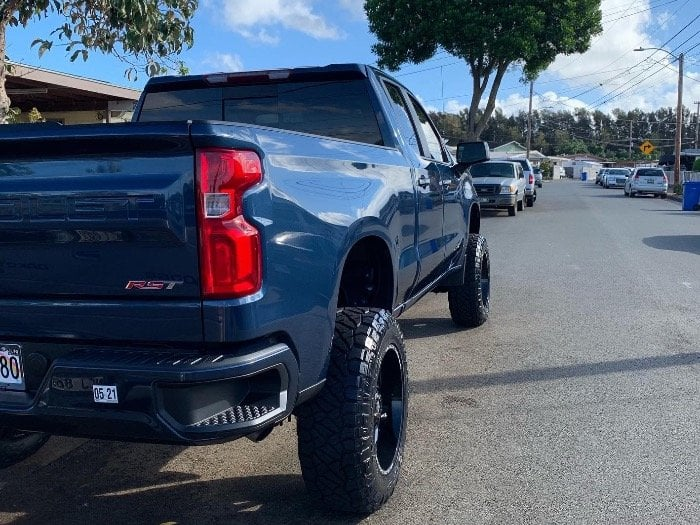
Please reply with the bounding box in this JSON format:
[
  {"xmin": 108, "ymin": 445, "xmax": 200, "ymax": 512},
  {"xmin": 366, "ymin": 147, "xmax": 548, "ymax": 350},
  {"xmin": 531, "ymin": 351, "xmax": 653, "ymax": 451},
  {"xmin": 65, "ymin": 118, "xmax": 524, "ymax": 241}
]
[{"xmin": 639, "ymin": 140, "xmax": 655, "ymax": 155}]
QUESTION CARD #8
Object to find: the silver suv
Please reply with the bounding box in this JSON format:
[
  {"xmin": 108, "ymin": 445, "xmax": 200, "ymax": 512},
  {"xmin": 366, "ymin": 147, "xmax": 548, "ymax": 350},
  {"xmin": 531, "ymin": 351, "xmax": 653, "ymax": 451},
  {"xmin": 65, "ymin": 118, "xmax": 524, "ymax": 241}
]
[
  {"xmin": 624, "ymin": 167, "xmax": 668, "ymax": 198},
  {"xmin": 507, "ymin": 158, "xmax": 537, "ymax": 207}
]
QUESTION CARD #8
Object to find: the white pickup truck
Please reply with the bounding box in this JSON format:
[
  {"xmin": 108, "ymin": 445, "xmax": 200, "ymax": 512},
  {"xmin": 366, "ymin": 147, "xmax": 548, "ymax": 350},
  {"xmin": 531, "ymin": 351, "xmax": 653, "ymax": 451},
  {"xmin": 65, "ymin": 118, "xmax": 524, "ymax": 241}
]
[{"xmin": 469, "ymin": 160, "xmax": 526, "ymax": 216}]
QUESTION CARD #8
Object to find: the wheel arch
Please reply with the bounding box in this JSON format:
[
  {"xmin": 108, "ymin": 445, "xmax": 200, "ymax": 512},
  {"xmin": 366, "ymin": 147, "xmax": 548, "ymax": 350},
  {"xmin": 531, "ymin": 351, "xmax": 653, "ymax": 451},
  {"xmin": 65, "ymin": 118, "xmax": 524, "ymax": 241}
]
[{"xmin": 335, "ymin": 233, "xmax": 395, "ymax": 311}]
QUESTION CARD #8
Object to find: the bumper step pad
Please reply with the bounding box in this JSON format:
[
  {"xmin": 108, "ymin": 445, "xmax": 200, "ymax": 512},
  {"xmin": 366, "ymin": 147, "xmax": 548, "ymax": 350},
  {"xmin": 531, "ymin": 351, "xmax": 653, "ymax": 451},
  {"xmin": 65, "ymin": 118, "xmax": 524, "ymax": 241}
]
[{"xmin": 193, "ymin": 404, "xmax": 276, "ymax": 427}]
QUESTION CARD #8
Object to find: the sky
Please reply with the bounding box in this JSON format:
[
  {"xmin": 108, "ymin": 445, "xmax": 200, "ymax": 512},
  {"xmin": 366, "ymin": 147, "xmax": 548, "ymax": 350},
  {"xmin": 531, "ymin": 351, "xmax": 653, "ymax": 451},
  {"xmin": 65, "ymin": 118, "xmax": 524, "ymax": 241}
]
[{"xmin": 5, "ymin": 0, "xmax": 700, "ymax": 121}]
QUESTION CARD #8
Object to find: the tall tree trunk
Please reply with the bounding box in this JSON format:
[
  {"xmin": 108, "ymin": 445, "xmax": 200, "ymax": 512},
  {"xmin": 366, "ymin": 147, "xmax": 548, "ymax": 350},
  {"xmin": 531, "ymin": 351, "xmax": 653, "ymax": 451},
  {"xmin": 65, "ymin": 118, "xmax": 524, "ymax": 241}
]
[{"xmin": 0, "ymin": 19, "xmax": 10, "ymax": 124}]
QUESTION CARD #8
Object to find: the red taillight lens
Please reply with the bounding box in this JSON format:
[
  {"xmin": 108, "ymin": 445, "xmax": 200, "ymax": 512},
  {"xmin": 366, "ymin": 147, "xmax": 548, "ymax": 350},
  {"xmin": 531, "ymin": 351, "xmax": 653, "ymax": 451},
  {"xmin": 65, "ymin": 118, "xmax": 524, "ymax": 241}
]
[
  {"xmin": 529, "ymin": 174, "xmax": 534, "ymax": 185},
  {"xmin": 634, "ymin": 174, "xmax": 639, "ymax": 180},
  {"xmin": 196, "ymin": 148, "xmax": 262, "ymax": 299}
]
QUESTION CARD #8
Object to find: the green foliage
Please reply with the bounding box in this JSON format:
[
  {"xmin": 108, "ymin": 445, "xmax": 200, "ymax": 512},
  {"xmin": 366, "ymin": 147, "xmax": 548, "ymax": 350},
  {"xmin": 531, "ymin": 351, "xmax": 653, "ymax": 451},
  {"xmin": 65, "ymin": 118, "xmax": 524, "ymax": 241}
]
[
  {"xmin": 428, "ymin": 104, "xmax": 691, "ymax": 161},
  {"xmin": 539, "ymin": 159, "xmax": 553, "ymax": 179},
  {"xmin": 6, "ymin": 106, "xmax": 20, "ymax": 123},
  {"xmin": 2, "ymin": 1, "xmax": 197, "ymax": 80},
  {"xmin": 366, "ymin": 0, "xmax": 602, "ymax": 138},
  {"xmin": 693, "ymin": 157, "xmax": 700, "ymax": 172},
  {"xmin": 27, "ymin": 106, "xmax": 44, "ymax": 123}
]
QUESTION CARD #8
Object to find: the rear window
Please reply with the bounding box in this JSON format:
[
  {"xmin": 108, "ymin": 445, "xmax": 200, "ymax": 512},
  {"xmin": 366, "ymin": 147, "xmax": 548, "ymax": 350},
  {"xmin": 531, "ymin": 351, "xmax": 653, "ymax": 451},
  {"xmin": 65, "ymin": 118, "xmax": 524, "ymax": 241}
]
[
  {"xmin": 470, "ymin": 163, "xmax": 515, "ymax": 178},
  {"xmin": 609, "ymin": 169, "xmax": 629, "ymax": 175},
  {"xmin": 139, "ymin": 80, "xmax": 384, "ymax": 146},
  {"xmin": 636, "ymin": 169, "xmax": 665, "ymax": 177}
]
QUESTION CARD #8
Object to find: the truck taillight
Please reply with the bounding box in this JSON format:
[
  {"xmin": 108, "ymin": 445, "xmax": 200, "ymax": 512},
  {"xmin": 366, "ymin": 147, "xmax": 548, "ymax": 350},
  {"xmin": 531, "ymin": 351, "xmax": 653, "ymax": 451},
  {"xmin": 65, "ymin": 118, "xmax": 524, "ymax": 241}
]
[
  {"xmin": 529, "ymin": 174, "xmax": 534, "ymax": 185},
  {"xmin": 196, "ymin": 148, "xmax": 262, "ymax": 299}
]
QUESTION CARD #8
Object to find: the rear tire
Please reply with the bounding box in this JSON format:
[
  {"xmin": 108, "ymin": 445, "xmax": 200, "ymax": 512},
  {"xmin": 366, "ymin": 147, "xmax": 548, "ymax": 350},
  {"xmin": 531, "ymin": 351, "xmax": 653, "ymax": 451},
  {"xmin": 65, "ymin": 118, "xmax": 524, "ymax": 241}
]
[
  {"xmin": 0, "ymin": 428, "xmax": 50, "ymax": 468},
  {"xmin": 526, "ymin": 196, "xmax": 534, "ymax": 207},
  {"xmin": 448, "ymin": 233, "xmax": 490, "ymax": 327},
  {"xmin": 297, "ymin": 308, "xmax": 408, "ymax": 514},
  {"xmin": 660, "ymin": 193, "xmax": 667, "ymax": 199}
]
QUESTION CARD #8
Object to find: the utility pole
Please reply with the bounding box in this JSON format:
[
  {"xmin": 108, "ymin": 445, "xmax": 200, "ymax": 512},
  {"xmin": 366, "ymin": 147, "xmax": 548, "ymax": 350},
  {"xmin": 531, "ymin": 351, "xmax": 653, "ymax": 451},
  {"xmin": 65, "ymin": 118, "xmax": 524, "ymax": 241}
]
[
  {"xmin": 694, "ymin": 101, "xmax": 699, "ymax": 149},
  {"xmin": 629, "ymin": 119, "xmax": 633, "ymax": 160},
  {"xmin": 526, "ymin": 80, "xmax": 533, "ymax": 159},
  {"xmin": 674, "ymin": 53, "xmax": 684, "ymax": 186}
]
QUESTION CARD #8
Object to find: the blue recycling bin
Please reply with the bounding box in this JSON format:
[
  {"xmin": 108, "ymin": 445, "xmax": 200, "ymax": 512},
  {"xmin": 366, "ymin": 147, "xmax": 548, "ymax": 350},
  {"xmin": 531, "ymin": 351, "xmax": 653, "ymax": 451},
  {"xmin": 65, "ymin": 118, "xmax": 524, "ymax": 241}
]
[
  {"xmin": 682, "ymin": 181, "xmax": 700, "ymax": 211},
  {"xmin": 581, "ymin": 172, "xmax": 587, "ymax": 181}
]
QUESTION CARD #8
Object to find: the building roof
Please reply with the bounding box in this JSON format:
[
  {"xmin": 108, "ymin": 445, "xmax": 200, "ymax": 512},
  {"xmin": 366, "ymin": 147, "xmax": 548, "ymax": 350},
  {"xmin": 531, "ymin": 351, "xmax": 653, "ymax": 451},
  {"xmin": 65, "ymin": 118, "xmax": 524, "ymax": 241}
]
[
  {"xmin": 6, "ymin": 62, "xmax": 141, "ymax": 112},
  {"xmin": 492, "ymin": 141, "xmax": 527, "ymax": 153}
]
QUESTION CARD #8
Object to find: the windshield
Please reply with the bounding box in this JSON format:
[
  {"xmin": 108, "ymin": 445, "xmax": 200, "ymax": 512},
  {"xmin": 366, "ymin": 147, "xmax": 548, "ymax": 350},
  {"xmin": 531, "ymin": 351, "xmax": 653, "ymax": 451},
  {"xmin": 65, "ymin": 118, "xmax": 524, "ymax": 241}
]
[{"xmin": 470, "ymin": 163, "xmax": 515, "ymax": 178}]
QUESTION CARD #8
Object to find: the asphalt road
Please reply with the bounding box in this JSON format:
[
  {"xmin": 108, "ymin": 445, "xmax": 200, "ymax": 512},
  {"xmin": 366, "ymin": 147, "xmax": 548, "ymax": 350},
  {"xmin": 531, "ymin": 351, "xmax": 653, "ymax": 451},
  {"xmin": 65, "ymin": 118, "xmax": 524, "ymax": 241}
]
[{"xmin": 1, "ymin": 180, "xmax": 698, "ymax": 524}]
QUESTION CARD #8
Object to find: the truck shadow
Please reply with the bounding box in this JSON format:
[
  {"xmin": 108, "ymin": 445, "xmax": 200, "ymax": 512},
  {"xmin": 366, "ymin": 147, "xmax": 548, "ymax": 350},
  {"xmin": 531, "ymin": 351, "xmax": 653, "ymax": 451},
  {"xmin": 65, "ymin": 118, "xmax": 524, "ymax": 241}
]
[
  {"xmin": 409, "ymin": 352, "xmax": 700, "ymax": 394},
  {"xmin": 643, "ymin": 235, "xmax": 700, "ymax": 255},
  {"xmin": 0, "ymin": 439, "xmax": 361, "ymax": 525},
  {"xmin": 400, "ymin": 317, "xmax": 469, "ymax": 339}
]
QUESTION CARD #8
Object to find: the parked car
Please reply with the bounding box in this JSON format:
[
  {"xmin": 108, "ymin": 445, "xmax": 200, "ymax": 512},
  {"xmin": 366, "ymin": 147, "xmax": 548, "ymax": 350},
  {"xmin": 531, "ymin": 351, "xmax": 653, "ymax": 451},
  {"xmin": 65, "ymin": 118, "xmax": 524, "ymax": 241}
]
[
  {"xmin": 602, "ymin": 168, "xmax": 631, "ymax": 188},
  {"xmin": 507, "ymin": 157, "xmax": 537, "ymax": 206},
  {"xmin": 533, "ymin": 166, "xmax": 543, "ymax": 187},
  {"xmin": 624, "ymin": 167, "xmax": 668, "ymax": 198},
  {"xmin": 596, "ymin": 168, "xmax": 609, "ymax": 185},
  {"xmin": 470, "ymin": 160, "xmax": 525, "ymax": 216}
]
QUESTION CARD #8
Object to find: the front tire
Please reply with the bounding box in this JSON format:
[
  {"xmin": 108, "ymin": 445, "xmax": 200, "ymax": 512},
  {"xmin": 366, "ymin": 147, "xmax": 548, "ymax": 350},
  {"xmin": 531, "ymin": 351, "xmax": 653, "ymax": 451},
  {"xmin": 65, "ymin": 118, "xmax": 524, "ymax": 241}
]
[
  {"xmin": 0, "ymin": 428, "xmax": 50, "ymax": 468},
  {"xmin": 297, "ymin": 308, "xmax": 408, "ymax": 514},
  {"xmin": 448, "ymin": 233, "xmax": 490, "ymax": 327}
]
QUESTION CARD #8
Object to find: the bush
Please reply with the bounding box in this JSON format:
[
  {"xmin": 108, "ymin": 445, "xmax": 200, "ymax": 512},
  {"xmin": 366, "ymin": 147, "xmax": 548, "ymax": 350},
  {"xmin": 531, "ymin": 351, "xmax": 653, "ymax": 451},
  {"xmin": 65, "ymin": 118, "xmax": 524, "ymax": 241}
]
[{"xmin": 693, "ymin": 157, "xmax": 700, "ymax": 172}]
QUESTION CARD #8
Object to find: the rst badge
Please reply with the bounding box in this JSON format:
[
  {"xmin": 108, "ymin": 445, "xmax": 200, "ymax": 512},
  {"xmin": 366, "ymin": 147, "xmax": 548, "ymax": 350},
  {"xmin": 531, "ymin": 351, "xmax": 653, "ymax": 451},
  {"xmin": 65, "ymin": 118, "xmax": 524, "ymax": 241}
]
[{"xmin": 125, "ymin": 280, "xmax": 183, "ymax": 290}]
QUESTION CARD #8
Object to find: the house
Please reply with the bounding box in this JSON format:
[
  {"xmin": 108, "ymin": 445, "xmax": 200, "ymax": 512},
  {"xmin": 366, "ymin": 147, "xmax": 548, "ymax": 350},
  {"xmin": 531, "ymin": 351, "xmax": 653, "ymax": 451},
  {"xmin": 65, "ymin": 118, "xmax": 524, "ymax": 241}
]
[
  {"xmin": 489, "ymin": 141, "xmax": 568, "ymax": 179},
  {"xmin": 6, "ymin": 62, "xmax": 141, "ymax": 124},
  {"xmin": 489, "ymin": 141, "xmax": 548, "ymax": 162}
]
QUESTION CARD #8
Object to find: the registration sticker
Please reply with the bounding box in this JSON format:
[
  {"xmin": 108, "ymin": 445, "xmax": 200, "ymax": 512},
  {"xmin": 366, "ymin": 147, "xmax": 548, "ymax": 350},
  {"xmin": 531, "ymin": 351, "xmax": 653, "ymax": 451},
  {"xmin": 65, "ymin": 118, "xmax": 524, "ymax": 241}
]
[
  {"xmin": 93, "ymin": 385, "xmax": 118, "ymax": 404},
  {"xmin": 0, "ymin": 344, "xmax": 24, "ymax": 390}
]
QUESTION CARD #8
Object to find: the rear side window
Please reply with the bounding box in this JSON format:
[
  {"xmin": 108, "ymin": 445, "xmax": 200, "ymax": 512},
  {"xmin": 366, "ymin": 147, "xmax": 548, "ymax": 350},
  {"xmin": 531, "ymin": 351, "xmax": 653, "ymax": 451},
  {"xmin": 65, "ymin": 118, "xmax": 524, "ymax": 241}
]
[{"xmin": 139, "ymin": 80, "xmax": 384, "ymax": 146}]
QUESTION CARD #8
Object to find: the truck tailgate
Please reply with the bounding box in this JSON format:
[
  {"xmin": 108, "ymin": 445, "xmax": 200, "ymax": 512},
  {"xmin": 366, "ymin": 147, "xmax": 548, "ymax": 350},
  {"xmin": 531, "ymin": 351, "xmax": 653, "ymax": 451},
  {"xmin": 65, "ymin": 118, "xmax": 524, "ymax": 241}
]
[{"xmin": 0, "ymin": 122, "xmax": 202, "ymax": 343}]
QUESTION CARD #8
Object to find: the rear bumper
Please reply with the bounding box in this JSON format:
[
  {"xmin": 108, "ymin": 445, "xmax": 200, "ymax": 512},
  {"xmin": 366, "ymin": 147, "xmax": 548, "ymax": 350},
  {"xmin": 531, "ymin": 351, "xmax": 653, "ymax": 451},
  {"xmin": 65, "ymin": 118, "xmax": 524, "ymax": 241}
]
[
  {"xmin": 631, "ymin": 184, "xmax": 667, "ymax": 194},
  {"xmin": 0, "ymin": 342, "xmax": 298, "ymax": 445}
]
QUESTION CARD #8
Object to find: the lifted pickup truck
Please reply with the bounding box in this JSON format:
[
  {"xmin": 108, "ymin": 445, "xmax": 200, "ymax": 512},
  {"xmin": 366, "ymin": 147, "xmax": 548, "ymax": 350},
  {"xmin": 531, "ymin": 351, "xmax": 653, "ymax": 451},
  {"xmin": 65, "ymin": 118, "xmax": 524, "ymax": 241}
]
[{"xmin": 0, "ymin": 64, "xmax": 490, "ymax": 513}]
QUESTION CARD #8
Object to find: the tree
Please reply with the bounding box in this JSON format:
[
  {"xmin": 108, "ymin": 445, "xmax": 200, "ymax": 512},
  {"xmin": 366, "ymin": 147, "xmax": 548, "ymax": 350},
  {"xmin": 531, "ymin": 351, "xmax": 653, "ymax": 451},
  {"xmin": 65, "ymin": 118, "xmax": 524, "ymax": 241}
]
[
  {"xmin": 365, "ymin": 0, "xmax": 603, "ymax": 139},
  {"xmin": 0, "ymin": 0, "xmax": 197, "ymax": 123}
]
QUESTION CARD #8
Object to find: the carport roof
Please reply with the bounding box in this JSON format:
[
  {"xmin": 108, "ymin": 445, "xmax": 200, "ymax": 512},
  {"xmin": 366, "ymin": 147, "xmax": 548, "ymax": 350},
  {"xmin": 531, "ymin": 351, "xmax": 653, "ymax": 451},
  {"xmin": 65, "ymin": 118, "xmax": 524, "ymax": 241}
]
[{"xmin": 6, "ymin": 62, "xmax": 141, "ymax": 112}]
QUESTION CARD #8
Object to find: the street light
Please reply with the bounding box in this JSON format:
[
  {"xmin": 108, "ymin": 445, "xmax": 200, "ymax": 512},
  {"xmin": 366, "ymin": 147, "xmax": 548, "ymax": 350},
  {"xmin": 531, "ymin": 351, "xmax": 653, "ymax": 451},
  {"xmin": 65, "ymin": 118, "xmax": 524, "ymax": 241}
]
[{"xmin": 634, "ymin": 47, "xmax": 684, "ymax": 188}]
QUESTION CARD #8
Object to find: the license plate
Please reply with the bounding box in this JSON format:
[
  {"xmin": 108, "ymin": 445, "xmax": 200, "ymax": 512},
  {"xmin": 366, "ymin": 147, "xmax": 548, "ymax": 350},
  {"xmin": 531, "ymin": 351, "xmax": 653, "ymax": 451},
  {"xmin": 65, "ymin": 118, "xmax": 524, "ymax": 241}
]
[
  {"xmin": 0, "ymin": 344, "xmax": 24, "ymax": 390},
  {"xmin": 647, "ymin": 178, "xmax": 655, "ymax": 183},
  {"xmin": 93, "ymin": 384, "xmax": 118, "ymax": 404},
  {"xmin": 480, "ymin": 197, "xmax": 489, "ymax": 203}
]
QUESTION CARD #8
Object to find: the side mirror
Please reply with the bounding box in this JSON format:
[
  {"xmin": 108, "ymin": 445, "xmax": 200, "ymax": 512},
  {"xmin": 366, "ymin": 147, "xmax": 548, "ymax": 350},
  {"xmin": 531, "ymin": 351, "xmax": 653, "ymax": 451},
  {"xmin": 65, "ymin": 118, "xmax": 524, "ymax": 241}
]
[{"xmin": 456, "ymin": 141, "xmax": 490, "ymax": 166}]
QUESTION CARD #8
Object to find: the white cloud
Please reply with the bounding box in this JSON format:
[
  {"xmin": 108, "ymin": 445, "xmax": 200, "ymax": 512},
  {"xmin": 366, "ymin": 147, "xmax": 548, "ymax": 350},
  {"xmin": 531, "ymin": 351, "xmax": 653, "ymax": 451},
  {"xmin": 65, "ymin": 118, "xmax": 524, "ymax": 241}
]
[
  {"xmin": 444, "ymin": 99, "xmax": 468, "ymax": 114},
  {"xmin": 339, "ymin": 0, "xmax": 366, "ymax": 19},
  {"xmin": 656, "ymin": 11, "xmax": 672, "ymax": 30},
  {"xmin": 212, "ymin": 0, "xmax": 343, "ymax": 42},
  {"xmin": 202, "ymin": 53, "xmax": 244, "ymax": 73},
  {"xmin": 544, "ymin": 0, "xmax": 690, "ymax": 113}
]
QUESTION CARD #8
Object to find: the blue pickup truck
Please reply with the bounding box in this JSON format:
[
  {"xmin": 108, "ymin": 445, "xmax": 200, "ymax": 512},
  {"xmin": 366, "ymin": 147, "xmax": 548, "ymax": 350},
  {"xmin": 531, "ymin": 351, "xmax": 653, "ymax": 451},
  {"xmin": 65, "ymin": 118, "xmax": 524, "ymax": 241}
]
[{"xmin": 0, "ymin": 64, "xmax": 489, "ymax": 513}]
